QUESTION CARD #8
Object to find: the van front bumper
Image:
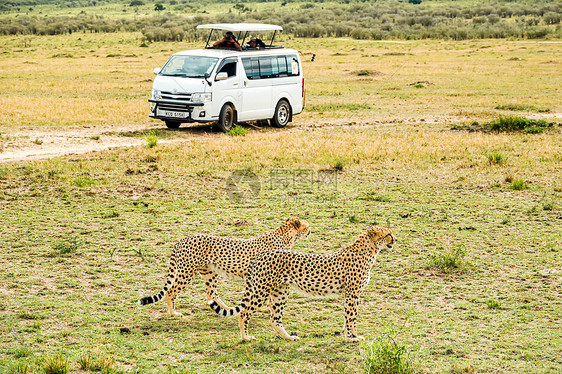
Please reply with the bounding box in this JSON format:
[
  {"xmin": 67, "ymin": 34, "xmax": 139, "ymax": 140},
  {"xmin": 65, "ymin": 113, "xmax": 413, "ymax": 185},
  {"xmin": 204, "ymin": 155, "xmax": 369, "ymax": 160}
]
[{"xmin": 149, "ymin": 98, "xmax": 211, "ymax": 122}]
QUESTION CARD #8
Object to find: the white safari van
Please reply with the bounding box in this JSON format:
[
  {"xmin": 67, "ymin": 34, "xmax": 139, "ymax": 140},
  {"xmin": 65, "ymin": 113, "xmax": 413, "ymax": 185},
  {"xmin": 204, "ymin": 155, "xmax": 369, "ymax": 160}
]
[{"xmin": 149, "ymin": 23, "xmax": 304, "ymax": 132}]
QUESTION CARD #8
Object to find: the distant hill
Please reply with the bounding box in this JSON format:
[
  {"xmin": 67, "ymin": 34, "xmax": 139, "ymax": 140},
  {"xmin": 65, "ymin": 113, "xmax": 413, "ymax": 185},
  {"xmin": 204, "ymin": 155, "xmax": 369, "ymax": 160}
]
[{"xmin": 1, "ymin": 0, "xmax": 561, "ymax": 41}]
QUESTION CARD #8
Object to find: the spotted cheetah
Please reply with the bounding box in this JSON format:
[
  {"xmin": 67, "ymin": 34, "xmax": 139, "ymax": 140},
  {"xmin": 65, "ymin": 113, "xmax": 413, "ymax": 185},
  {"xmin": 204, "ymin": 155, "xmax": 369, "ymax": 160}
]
[
  {"xmin": 209, "ymin": 225, "xmax": 396, "ymax": 342},
  {"xmin": 138, "ymin": 218, "xmax": 310, "ymax": 317}
]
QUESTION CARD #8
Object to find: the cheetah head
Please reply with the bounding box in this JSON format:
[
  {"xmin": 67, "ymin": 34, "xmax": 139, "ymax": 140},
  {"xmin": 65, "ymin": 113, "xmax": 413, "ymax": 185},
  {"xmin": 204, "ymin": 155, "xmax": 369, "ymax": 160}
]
[
  {"xmin": 367, "ymin": 226, "xmax": 396, "ymax": 251},
  {"xmin": 285, "ymin": 217, "xmax": 311, "ymax": 240}
]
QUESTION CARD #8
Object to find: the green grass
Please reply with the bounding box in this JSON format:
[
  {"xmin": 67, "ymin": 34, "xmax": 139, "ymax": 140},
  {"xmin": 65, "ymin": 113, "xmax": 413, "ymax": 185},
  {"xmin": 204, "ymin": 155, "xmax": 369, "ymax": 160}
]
[
  {"xmin": 42, "ymin": 353, "xmax": 68, "ymax": 374},
  {"xmin": 362, "ymin": 330, "xmax": 416, "ymax": 374},
  {"xmin": 427, "ymin": 244, "xmax": 469, "ymax": 274},
  {"xmin": 510, "ymin": 178, "xmax": 529, "ymax": 191},
  {"xmin": 144, "ymin": 130, "xmax": 158, "ymax": 148},
  {"xmin": 227, "ymin": 125, "xmax": 248, "ymax": 137},
  {"xmin": 485, "ymin": 151, "xmax": 506, "ymax": 165},
  {"xmin": 0, "ymin": 127, "xmax": 560, "ymax": 372},
  {"xmin": 486, "ymin": 115, "xmax": 550, "ymax": 133},
  {"xmin": 0, "ymin": 31, "xmax": 561, "ymax": 374},
  {"xmin": 52, "ymin": 236, "xmax": 82, "ymax": 256}
]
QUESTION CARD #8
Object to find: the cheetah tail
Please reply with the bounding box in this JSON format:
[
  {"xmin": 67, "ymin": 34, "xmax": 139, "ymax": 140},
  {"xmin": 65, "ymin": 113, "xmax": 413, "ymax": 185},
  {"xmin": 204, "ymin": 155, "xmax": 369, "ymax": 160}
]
[
  {"xmin": 208, "ymin": 300, "xmax": 245, "ymax": 317},
  {"xmin": 138, "ymin": 266, "xmax": 176, "ymax": 306}
]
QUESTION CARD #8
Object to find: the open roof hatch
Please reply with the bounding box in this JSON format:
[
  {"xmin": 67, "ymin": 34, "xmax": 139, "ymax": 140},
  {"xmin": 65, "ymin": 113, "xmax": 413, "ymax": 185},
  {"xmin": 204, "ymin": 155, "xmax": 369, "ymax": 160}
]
[{"xmin": 196, "ymin": 23, "xmax": 284, "ymax": 49}]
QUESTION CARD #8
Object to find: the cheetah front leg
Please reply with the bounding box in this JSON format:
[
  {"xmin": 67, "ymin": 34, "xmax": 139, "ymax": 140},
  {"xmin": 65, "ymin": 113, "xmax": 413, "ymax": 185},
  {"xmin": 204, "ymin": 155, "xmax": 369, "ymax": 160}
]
[
  {"xmin": 165, "ymin": 270, "xmax": 196, "ymax": 317},
  {"xmin": 200, "ymin": 268, "xmax": 230, "ymax": 309},
  {"xmin": 343, "ymin": 291, "xmax": 364, "ymax": 343},
  {"xmin": 269, "ymin": 284, "xmax": 299, "ymax": 341}
]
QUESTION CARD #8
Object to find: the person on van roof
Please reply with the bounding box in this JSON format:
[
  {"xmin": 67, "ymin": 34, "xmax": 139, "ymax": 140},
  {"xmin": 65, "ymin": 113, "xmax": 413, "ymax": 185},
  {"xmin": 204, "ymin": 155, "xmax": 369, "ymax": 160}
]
[
  {"xmin": 213, "ymin": 32, "xmax": 242, "ymax": 51},
  {"xmin": 246, "ymin": 37, "xmax": 266, "ymax": 50}
]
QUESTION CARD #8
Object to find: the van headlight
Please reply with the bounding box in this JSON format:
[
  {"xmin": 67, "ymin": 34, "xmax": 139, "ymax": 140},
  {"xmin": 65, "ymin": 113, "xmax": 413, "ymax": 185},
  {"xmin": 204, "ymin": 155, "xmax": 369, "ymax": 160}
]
[
  {"xmin": 152, "ymin": 89, "xmax": 162, "ymax": 100},
  {"xmin": 191, "ymin": 93, "xmax": 212, "ymax": 103}
]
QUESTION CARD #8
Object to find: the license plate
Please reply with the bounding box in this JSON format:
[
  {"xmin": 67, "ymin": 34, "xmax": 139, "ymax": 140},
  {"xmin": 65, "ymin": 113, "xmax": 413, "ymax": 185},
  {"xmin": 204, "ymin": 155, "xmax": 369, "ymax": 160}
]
[{"xmin": 158, "ymin": 109, "xmax": 190, "ymax": 119}]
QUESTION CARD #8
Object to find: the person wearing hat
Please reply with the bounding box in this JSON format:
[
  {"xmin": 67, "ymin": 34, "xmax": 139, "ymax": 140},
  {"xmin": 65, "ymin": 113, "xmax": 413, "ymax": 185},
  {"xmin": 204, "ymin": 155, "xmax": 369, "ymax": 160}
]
[
  {"xmin": 213, "ymin": 31, "xmax": 242, "ymax": 51},
  {"xmin": 246, "ymin": 37, "xmax": 266, "ymax": 50}
]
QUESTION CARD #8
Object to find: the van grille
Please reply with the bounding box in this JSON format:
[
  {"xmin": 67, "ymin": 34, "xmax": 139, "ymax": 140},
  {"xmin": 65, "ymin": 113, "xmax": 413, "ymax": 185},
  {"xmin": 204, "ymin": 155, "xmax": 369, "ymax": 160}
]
[
  {"xmin": 158, "ymin": 91, "xmax": 193, "ymax": 111},
  {"xmin": 161, "ymin": 91, "xmax": 192, "ymax": 101}
]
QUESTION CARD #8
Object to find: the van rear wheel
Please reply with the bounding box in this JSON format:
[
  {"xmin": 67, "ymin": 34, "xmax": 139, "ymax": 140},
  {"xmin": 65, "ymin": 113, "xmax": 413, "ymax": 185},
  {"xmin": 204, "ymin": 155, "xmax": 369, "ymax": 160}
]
[
  {"xmin": 270, "ymin": 99, "xmax": 291, "ymax": 128},
  {"xmin": 217, "ymin": 104, "xmax": 235, "ymax": 132},
  {"xmin": 165, "ymin": 120, "xmax": 181, "ymax": 129}
]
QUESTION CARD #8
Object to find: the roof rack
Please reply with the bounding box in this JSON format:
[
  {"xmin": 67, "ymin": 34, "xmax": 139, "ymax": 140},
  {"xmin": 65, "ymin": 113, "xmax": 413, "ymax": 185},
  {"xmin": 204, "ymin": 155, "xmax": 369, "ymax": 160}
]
[{"xmin": 197, "ymin": 23, "xmax": 283, "ymax": 50}]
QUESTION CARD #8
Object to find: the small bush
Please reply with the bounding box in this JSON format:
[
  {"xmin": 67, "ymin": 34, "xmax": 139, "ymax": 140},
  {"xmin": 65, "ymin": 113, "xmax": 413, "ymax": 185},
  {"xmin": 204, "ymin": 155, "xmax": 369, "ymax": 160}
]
[
  {"xmin": 486, "ymin": 299, "xmax": 501, "ymax": 309},
  {"xmin": 428, "ymin": 245, "xmax": 468, "ymax": 273},
  {"xmin": 485, "ymin": 115, "xmax": 549, "ymax": 133},
  {"xmin": 9, "ymin": 361, "xmax": 32, "ymax": 374},
  {"xmin": 144, "ymin": 130, "xmax": 158, "ymax": 148},
  {"xmin": 486, "ymin": 151, "xmax": 505, "ymax": 165},
  {"xmin": 53, "ymin": 237, "xmax": 81, "ymax": 256},
  {"xmin": 510, "ymin": 179, "xmax": 528, "ymax": 191},
  {"xmin": 362, "ymin": 333, "xmax": 416, "ymax": 374},
  {"xmin": 227, "ymin": 125, "xmax": 248, "ymax": 137},
  {"xmin": 42, "ymin": 353, "xmax": 68, "ymax": 374},
  {"xmin": 78, "ymin": 351, "xmax": 115, "ymax": 372},
  {"xmin": 13, "ymin": 346, "xmax": 33, "ymax": 358},
  {"xmin": 72, "ymin": 176, "xmax": 96, "ymax": 188},
  {"xmin": 358, "ymin": 70, "xmax": 370, "ymax": 76},
  {"xmin": 332, "ymin": 156, "xmax": 347, "ymax": 171}
]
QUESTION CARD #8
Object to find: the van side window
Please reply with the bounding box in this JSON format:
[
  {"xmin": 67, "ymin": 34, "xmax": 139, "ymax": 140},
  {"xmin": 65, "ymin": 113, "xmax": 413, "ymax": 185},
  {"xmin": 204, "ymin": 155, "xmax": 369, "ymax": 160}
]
[
  {"xmin": 217, "ymin": 59, "xmax": 237, "ymax": 78},
  {"xmin": 287, "ymin": 55, "xmax": 299, "ymax": 76},
  {"xmin": 242, "ymin": 57, "xmax": 260, "ymax": 79},
  {"xmin": 277, "ymin": 56, "xmax": 288, "ymax": 76},
  {"xmin": 242, "ymin": 55, "xmax": 299, "ymax": 80}
]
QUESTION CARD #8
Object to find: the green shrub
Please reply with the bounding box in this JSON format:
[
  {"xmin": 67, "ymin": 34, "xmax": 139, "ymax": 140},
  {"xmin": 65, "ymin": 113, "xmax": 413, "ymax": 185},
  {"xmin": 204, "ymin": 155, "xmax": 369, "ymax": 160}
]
[
  {"xmin": 78, "ymin": 351, "xmax": 115, "ymax": 372},
  {"xmin": 227, "ymin": 125, "xmax": 248, "ymax": 137},
  {"xmin": 485, "ymin": 115, "xmax": 549, "ymax": 133},
  {"xmin": 72, "ymin": 176, "xmax": 96, "ymax": 188},
  {"xmin": 42, "ymin": 353, "xmax": 68, "ymax": 374},
  {"xmin": 13, "ymin": 346, "xmax": 33, "ymax": 358},
  {"xmin": 144, "ymin": 130, "xmax": 158, "ymax": 148},
  {"xmin": 510, "ymin": 179, "xmax": 528, "ymax": 191},
  {"xmin": 53, "ymin": 237, "xmax": 81, "ymax": 256},
  {"xmin": 362, "ymin": 333, "xmax": 416, "ymax": 374},
  {"xmin": 9, "ymin": 361, "xmax": 33, "ymax": 374},
  {"xmin": 428, "ymin": 245, "xmax": 468, "ymax": 273},
  {"xmin": 486, "ymin": 299, "xmax": 501, "ymax": 309},
  {"xmin": 486, "ymin": 151, "xmax": 505, "ymax": 165}
]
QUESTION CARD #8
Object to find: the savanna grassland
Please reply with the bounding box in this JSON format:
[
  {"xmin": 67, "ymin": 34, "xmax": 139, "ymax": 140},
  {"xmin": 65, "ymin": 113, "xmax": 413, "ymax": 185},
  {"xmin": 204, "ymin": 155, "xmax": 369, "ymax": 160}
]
[{"xmin": 1, "ymin": 8, "xmax": 561, "ymax": 374}]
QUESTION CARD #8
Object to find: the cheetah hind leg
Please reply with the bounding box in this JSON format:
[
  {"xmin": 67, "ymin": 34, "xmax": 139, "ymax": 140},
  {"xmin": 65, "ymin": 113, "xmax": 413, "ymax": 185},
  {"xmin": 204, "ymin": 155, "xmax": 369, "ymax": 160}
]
[
  {"xmin": 238, "ymin": 293, "xmax": 267, "ymax": 341},
  {"xmin": 269, "ymin": 285, "xmax": 299, "ymax": 341},
  {"xmin": 165, "ymin": 270, "xmax": 196, "ymax": 317},
  {"xmin": 200, "ymin": 268, "xmax": 230, "ymax": 309}
]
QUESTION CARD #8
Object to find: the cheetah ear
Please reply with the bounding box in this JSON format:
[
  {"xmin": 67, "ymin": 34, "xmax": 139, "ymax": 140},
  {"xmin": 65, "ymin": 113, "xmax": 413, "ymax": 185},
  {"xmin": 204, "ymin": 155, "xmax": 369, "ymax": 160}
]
[
  {"xmin": 287, "ymin": 217, "xmax": 301, "ymax": 229},
  {"xmin": 367, "ymin": 226, "xmax": 382, "ymax": 237}
]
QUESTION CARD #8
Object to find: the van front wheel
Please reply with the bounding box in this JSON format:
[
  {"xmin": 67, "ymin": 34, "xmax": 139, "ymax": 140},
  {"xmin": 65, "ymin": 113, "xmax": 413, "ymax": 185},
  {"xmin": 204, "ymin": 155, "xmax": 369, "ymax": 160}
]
[
  {"xmin": 165, "ymin": 120, "xmax": 181, "ymax": 129},
  {"xmin": 270, "ymin": 99, "xmax": 291, "ymax": 128},
  {"xmin": 217, "ymin": 104, "xmax": 235, "ymax": 132}
]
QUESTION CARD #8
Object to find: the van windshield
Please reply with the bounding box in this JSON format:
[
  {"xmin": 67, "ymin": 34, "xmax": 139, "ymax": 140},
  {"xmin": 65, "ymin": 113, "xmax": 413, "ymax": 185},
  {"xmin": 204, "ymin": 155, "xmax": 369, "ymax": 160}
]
[{"xmin": 160, "ymin": 56, "xmax": 219, "ymax": 78}]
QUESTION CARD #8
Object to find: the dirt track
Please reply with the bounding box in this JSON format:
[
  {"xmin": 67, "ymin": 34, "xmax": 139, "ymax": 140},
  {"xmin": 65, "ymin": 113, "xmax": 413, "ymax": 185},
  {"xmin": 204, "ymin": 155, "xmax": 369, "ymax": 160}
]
[
  {"xmin": 0, "ymin": 123, "xmax": 206, "ymax": 163},
  {"xmin": 1, "ymin": 114, "xmax": 558, "ymax": 163}
]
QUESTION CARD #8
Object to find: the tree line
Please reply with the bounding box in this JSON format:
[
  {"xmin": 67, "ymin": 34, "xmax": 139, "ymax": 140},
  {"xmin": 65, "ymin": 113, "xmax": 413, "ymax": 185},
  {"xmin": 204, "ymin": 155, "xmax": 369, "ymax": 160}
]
[{"xmin": 1, "ymin": 1, "xmax": 560, "ymax": 41}]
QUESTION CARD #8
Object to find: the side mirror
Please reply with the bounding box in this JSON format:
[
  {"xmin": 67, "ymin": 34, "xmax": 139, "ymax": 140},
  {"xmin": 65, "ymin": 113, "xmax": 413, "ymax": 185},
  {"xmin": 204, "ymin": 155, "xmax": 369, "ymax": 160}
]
[
  {"xmin": 215, "ymin": 72, "xmax": 228, "ymax": 81},
  {"xmin": 153, "ymin": 67, "xmax": 161, "ymax": 75}
]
